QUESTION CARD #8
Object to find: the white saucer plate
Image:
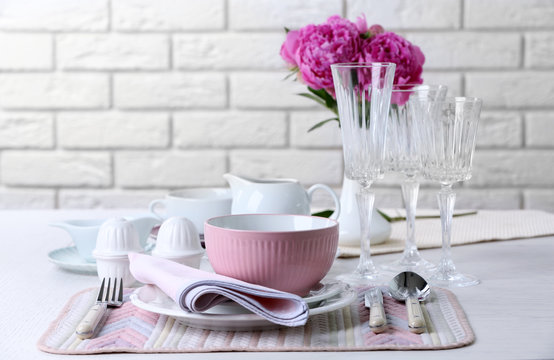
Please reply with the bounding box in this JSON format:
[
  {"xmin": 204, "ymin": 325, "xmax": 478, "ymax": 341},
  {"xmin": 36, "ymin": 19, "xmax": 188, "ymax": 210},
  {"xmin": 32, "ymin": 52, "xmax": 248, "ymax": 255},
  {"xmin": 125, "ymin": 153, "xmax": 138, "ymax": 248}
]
[
  {"xmin": 48, "ymin": 246, "xmax": 97, "ymax": 274},
  {"xmin": 130, "ymin": 282, "xmax": 357, "ymax": 331}
]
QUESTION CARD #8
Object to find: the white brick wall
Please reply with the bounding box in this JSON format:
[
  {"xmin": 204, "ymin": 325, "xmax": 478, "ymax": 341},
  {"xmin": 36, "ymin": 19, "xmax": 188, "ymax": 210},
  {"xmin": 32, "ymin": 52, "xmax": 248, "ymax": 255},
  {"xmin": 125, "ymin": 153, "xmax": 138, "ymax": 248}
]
[
  {"xmin": 465, "ymin": 0, "xmax": 554, "ymax": 28},
  {"xmin": 173, "ymin": 34, "xmax": 285, "ymax": 70},
  {"xmin": 0, "ymin": 0, "xmax": 552, "ymax": 212},
  {"xmin": 0, "ymin": 113, "xmax": 54, "ymax": 148},
  {"xmin": 113, "ymin": 73, "xmax": 226, "ymax": 109},
  {"xmin": 477, "ymin": 112, "xmax": 522, "ymax": 148},
  {"xmin": 57, "ymin": 34, "xmax": 169, "ymax": 70},
  {"xmin": 0, "ymin": 74, "xmax": 109, "ymax": 109},
  {"xmin": 0, "ymin": 34, "xmax": 52, "ymax": 70},
  {"xmin": 57, "ymin": 112, "xmax": 170, "ymax": 149},
  {"xmin": 230, "ymin": 150, "xmax": 343, "ymax": 185},
  {"xmin": 112, "ymin": 0, "xmax": 225, "ymax": 31},
  {"xmin": 0, "ymin": 0, "xmax": 108, "ymax": 31},
  {"xmin": 1, "ymin": 151, "xmax": 111, "ymax": 187},
  {"xmin": 173, "ymin": 111, "xmax": 287, "ymax": 148},
  {"xmin": 290, "ymin": 111, "xmax": 342, "ymax": 148},
  {"xmin": 466, "ymin": 73, "xmax": 554, "ymax": 108},
  {"xmin": 525, "ymin": 33, "xmax": 554, "ymax": 68},
  {"xmin": 114, "ymin": 151, "xmax": 227, "ymax": 187},
  {"xmin": 348, "ymin": 0, "xmax": 461, "ymax": 29},
  {"xmin": 228, "ymin": 0, "xmax": 342, "ymax": 30},
  {"xmin": 405, "ymin": 32, "xmax": 521, "ymax": 69},
  {"xmin": 526, "ymin": 112, "xmax": 554, "ymax": 147},
  {"xmin": 230, "ymin": 72, "xmax": 313, "ymax": 109}
]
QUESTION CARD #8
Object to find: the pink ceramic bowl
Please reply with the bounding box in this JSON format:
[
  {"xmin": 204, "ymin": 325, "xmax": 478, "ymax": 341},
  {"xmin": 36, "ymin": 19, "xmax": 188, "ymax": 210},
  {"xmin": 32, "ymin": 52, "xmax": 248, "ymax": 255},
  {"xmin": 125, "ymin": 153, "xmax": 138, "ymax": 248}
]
[{"xmin": 204, "ymin": 214, "xmax": 339, "ymax": 296}]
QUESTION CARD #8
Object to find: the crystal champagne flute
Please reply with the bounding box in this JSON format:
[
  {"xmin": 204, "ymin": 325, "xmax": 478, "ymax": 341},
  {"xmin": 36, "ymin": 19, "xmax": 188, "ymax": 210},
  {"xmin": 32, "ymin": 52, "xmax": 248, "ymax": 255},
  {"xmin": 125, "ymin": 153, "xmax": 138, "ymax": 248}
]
[
  {"xmin": 331, "ymin": 62, "xmax": 396, "ymax": 284},
  {"xmin": 414, "ymin": 96, "xmax": 482, "ymax": 287},
  {"xmin": 382, "ymin": 84, "xmax": 447, "ymax": 274}
]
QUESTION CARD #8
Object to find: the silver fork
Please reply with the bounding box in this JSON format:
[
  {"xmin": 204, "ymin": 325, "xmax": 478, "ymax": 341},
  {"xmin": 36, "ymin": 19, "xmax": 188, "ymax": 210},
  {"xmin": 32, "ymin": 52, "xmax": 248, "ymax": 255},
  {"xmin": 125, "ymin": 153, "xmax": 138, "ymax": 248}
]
[{"xmin": 76, "ymin": 277, "xmax": 124, "ymax": 339}]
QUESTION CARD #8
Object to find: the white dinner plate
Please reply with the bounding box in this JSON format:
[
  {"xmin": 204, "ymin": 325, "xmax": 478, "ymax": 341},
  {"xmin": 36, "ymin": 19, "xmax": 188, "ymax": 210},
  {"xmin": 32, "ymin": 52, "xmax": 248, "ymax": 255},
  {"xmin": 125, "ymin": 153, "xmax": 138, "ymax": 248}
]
[
  {"xmin": 48, "ymin": 246, "xmax": 97, "ymax": 274},
  {"xmin": 130, "ymin": 282, "xmax": 357, "ymax": 331}
]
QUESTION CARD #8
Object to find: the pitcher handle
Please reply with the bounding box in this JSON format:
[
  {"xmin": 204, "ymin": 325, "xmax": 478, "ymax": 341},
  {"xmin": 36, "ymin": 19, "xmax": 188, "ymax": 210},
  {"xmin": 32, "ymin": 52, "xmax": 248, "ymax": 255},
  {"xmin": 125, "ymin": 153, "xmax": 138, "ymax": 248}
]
[
  {"xmin": 307, "ymin": 184, "xmax": 341, "ymax": 220},
  {"xmin": 148, "ymin": 199, "xmax": 166, "ymax": 220}
]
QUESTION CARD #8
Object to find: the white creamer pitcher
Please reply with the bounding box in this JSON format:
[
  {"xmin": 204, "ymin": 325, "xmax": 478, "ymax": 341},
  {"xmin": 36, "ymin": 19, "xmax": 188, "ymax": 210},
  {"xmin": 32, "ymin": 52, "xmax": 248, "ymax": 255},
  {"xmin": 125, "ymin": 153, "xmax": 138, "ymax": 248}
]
[{"xmin": 223, "ymin": 173, "xmax": 340, "ymax": 219}]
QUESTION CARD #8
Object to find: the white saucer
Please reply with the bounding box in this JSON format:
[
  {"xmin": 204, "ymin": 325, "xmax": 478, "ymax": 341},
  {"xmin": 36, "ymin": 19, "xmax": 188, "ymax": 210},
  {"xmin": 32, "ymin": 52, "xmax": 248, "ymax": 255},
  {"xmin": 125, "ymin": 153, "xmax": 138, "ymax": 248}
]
[
  {"xmin": 48, "ymin": 246, "xmax": 97, "ymax": 274},
  {"xmin": 130, "ymin": 282, "xmax": 356, "ymax": 331}
]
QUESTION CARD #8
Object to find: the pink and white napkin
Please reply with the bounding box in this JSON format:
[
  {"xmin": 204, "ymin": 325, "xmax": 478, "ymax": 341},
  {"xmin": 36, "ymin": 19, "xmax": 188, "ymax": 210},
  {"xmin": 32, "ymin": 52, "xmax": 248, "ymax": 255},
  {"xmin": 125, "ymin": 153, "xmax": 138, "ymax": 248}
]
[{"xmin": 128, "ymin": 252, "xmax": 309, "ymax": 327}]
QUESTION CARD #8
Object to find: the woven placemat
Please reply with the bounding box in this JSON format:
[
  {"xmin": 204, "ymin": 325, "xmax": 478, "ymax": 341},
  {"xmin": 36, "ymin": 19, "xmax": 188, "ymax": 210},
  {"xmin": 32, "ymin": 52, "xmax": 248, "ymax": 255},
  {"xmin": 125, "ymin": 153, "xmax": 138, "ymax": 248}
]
[
  {"xmin": 340, "ymin": 209, "xmax": 554, "ymax": 257},
  {"xmin": 37, "ymin": 286, "xmax": 474, "ymax": 354}
]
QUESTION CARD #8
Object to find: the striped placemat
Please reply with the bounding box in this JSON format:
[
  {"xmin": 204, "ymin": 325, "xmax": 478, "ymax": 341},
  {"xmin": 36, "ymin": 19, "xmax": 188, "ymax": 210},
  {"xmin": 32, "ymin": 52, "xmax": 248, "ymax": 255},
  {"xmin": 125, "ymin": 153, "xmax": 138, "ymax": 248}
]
[{"xmin": 37, "ymin": 286, "xmax": 474, "ymax": 354}]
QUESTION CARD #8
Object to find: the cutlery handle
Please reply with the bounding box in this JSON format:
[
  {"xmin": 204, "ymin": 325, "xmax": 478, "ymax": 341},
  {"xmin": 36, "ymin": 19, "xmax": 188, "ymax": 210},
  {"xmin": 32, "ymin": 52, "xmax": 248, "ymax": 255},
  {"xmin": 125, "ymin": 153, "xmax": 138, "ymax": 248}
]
[
  {"xmin": 369, "ymin": 302, "xmax": 387, "ymax": 333},
  {"xmin": 76, "ymin": 303, "xmax": 108, "ymax": 339},
  {"xmin": 406, "ymin": 296, "xmax": 425, "ymax": 333}
]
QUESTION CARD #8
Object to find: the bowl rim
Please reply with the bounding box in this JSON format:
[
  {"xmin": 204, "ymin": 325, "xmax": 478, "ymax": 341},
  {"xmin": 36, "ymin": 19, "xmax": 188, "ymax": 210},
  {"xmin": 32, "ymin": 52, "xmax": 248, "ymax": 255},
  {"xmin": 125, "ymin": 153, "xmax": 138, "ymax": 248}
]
[{"xmin": 204, "ymin": 213, "xmax": 339, "ymax": 234}]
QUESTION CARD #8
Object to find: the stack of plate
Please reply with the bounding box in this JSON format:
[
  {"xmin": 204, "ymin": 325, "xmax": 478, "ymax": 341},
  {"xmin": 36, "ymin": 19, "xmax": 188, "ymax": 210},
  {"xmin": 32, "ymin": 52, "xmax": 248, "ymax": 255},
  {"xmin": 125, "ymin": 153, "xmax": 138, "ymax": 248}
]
[{"xmin": 130, "ymin": 281, "xmax": 357, "ymax": 331}]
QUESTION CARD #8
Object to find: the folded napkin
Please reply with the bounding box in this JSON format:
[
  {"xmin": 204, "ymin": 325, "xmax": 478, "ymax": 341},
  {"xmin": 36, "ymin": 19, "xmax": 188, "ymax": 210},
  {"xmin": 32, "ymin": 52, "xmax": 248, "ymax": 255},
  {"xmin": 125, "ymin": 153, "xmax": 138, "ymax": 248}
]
[{"xmin": 128, "ymin": 252, "xmax": 309, "ymax": 327}]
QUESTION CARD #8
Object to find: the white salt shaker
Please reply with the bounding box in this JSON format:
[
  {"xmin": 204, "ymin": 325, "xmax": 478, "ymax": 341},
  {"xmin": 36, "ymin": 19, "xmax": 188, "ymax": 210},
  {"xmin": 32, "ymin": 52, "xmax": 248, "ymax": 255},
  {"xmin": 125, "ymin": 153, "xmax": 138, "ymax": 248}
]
[
  {"xmin": 93, "ymin": 218, "xmax": 143, "ymax": 287},
  {"xmin": 152, "ymin": 216, "xmax": 204, "ymax": 268}
]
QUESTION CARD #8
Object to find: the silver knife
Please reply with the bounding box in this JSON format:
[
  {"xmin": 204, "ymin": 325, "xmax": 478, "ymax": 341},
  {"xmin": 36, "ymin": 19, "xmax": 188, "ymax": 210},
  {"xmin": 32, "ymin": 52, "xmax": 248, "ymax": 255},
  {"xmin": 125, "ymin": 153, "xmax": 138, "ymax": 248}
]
[{"xmin": 365, "ymin": 287, "xmax": 387, "ymax": 333}]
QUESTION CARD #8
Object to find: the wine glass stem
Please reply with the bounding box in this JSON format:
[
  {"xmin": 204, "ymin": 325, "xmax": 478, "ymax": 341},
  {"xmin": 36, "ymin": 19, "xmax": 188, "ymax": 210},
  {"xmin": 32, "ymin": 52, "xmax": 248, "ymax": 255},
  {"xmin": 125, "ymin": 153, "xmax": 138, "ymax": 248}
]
[
  {"xmin": 401, "ymin": 177, "xmax": 419, "ymax": 256},
  {"xmin": 356, "ymin": 183, "xmax": 375, "ymax": 271},
  {"xmin": 437, "ymin": 184, "xmax": 456, "ymax": 272}
]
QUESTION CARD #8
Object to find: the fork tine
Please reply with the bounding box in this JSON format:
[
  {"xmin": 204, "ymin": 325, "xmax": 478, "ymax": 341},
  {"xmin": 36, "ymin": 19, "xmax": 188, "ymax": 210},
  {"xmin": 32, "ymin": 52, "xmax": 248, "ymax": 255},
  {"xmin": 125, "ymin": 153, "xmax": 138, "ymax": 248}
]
[
  {"xmin": 97, "ymin": 278, "xmax": 106, "ymax": 302},
  {"xmin": 118, "ymin": 278, "xmax": 123, "ymax": 303},
  {"xmin": 111, "ymin": 278, "xmax": 117, "ymax": 303},
  {"xmin": 104, "ymin": 278, "xmax": 112, "ymax": 302}
]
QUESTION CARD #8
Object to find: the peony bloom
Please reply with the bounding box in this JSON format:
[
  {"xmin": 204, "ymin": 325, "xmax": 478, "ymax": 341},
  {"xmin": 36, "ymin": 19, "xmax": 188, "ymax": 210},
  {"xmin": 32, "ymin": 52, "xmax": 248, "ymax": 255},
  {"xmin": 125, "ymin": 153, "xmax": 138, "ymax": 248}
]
[
  {"xmin": 359, "ymin": 32, "xmax": 425, "ymax": 104},
  {"xmin": 280, "ymin": 30, "xmax": 300, "ymax": 67},
  {"xmin": 368, "ymin": 24, "xmax": 385, "ymax": 37},
  {"xmin": 294, "ymin": 15, "xmax": 361, "ymax": 91},
  {"xmin": 355, "ymin": 14, "xmax": 368, "ymax": 34}
]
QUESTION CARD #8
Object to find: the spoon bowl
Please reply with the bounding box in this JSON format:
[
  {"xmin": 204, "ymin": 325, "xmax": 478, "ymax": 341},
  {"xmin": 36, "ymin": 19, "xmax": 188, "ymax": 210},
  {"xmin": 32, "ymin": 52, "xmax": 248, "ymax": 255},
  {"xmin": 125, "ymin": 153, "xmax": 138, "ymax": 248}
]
[{"xmin": 389, "ymin": 271, "xmax": 430, "ymax": 333}]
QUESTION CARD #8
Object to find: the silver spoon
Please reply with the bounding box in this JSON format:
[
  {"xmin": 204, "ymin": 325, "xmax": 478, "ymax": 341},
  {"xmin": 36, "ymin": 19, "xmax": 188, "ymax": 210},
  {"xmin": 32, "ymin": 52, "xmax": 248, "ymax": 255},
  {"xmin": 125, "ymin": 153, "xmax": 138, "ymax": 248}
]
[{"xmin": 388, "ymin": 271, "xmax": 430, "ymax": 333}]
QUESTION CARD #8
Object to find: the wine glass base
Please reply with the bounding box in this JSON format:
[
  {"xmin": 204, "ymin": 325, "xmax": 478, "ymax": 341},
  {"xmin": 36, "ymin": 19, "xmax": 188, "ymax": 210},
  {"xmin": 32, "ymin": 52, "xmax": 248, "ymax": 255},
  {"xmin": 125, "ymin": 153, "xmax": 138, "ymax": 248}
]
[
  {"xmin": 381, "ymin": 255, "xmax": 436, "ymax": 275},
  {"xmin": 429, "ymin": 271, "xmax": 480, "ymax": 288},
  {"xmin": 335, "ymin": 269, "xmax": 384, "ymax": 286}
]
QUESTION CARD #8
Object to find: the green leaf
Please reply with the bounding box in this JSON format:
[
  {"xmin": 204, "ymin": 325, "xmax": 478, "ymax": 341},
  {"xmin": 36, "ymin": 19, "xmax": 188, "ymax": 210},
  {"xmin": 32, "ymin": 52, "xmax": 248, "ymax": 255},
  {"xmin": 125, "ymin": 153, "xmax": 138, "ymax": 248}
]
[
  {"xmin": 298, "ymin": 93, "xmax": 327, "ymax": 107},
  {"xmin": 311, "ymin": 209, "xmax": 334, "ymax": 218},
  {"xmin": 307, "ymin": 117, "xmax": 339, "ymax": 132},
  {"xmin": 376, "ymin": 209, "xmax": 392, "ymax": 223},
  {"xmin": 284, "ymin": 26, "xmax": 290, "ymax": 34},
  {"xmin": 307, "ymin": 87, "xmax": 332, "ymax": 102},
  {"xmin": 307, "ymin": 87, "xmax": 338, "ymax": 115},
  {"xmin": 361, "ymin": 31, "xmax": 371, "ymax": 39},
  {"xmin": 283, "ymin": 67, "xmax": 299, "ymax": 80}
]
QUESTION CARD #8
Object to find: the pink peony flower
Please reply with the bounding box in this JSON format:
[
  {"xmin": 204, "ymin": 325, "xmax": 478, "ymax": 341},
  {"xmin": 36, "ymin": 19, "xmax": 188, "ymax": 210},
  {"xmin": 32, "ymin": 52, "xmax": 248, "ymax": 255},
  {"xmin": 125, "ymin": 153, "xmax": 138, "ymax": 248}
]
[
  {"xmin": 359, "ymin": 32, "xmax": 425, "ymax": 104},
  {"xmin": 368, "ymin": 24, "xmax": 385, "ymax": 37},
  {"xmin": 294, "ymin": 15, "xmax": 361, "ymax": 91},
  {"xmin": 280, "ymin": 14, "xmax": 427, "ymax": 115},
  {"xmin": 355, "ymin": 14, "xmax": 368, "ymax": 34},
  {"xmin": 280, "ymin": 30, "xmax": 300, "ymax": 67}
]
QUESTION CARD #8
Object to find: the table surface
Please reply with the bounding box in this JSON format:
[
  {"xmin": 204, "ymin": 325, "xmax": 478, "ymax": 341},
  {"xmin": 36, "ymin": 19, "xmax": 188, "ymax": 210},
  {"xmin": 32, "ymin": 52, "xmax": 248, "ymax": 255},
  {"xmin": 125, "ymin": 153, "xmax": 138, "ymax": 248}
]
[{"xmin": 1, "ymin": 209, "xmax": 553, "ymax": 360}]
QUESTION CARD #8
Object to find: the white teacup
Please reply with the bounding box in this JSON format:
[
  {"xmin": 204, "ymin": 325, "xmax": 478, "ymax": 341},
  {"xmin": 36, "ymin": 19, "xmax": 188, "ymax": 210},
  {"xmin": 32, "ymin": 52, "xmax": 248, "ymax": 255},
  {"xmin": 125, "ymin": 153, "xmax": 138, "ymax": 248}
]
[{"xmin": 149, "ymin": 188, "xmax": 232, "ymax": 234}]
